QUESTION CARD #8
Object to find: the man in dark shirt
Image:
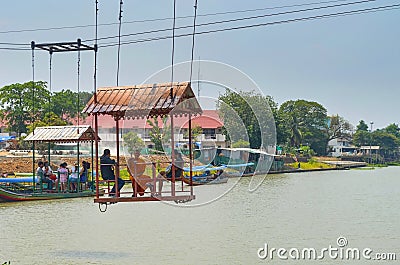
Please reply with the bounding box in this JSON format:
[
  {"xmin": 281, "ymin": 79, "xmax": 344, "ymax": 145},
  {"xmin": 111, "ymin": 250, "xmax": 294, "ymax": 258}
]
[
  {"xmin": 100, "ymin": 149, "xmax": 125, "ymax": 196},
  {"xmin": 166, "ymin": 150, "xmax": 184, "ymax": 180}
]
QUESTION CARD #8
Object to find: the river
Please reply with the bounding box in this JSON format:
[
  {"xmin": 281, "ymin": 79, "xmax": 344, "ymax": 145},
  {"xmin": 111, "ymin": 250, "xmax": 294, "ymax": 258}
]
[{"xmin": 1, "ymin": 167, "xmax": 399, "ymax": 264}]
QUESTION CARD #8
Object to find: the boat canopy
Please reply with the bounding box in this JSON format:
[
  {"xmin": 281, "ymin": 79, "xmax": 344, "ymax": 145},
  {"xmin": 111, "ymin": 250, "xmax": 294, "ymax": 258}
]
[
  {"xmin": 218, "ymin": 147, "xmax": 278, "ymax": 156},
  {"xmin": 82, "ymin": 81, "xmax": 202, "ymax": 119},
  {"xmin": 24, "ymin": 125, "xmax": 99, "ymax": 143}
]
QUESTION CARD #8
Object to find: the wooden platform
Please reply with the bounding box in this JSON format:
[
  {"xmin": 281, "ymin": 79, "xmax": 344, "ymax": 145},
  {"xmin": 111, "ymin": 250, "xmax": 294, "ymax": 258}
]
[{"xmin": 94, "ymin": 194, "xmax": 195, "ymax": 204}]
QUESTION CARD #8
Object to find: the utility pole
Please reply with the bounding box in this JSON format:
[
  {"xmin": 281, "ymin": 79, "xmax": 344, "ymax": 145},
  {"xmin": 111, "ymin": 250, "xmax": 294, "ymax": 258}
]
[{"xmin": 369, "ymin": 121, "xmax": 374, "ymax": 164}]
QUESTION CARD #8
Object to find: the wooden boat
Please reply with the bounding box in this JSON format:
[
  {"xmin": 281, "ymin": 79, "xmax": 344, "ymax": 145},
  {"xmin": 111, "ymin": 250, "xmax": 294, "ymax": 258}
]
[
  {"xmin": 210, "ymin": 148, "xmax": 277, "ymax": 176},
  {"xmin": 0, "ymin": 177, "xmax": 98, "ymax": 202},
  {"xmin": 181, "ymin": 174, "xmax": 228, "ymax": 186},
  {"xmin": 1, "ymin": 125, "xmax": 102, "ymax": 203},
  {"xmin": 181, "ymin": 165, "xmax": 229, "ymax": 186}
]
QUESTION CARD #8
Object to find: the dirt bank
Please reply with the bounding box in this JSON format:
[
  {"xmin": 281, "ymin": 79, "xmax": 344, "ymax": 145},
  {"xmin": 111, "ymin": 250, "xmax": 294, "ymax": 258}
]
[{"xmin": 0, "ymin": 154, "xmax": 194, "ymax": 175}]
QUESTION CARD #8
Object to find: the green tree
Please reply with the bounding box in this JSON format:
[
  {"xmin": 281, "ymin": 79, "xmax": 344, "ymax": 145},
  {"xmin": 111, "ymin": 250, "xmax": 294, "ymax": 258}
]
[
  {"xmin": 218, "ymin": 90, "xmax": 276, "ymax": 149},
  {"xmin": 24, "ymin": 112, "xmax": 68, "ymax": 153},
  {"xmin": 123, "ymin": 131, "xmax": 145, "ymax": 157},
  {"xmin": 279, "ymin": 99, "xmax": 328, "ymax": 155},
  {"xmin": 147, "ymin": 116, "xmax": 169, "ymax": 152},
  {"xmin": 266, "ymin": 96, "xmax": 289, "ymax": 145},
  {"xmin": 353, "ymin": 120, "xmax": 371, "ymax": 147},
  {"xmin": 356, "ymin": 120, "xmax": 369, "ymax": 131},
  {"xmin": 183, "ymin": 124, "xmax": 202, "ymax": 142},
  {"xmin": 326, "ymin": 115, "xmax": 353, "ymax": 141},
  {"xmin": 51, "ymin": 90, "xmax": 92, "ymax": 119},
  {"xmin": 384, "ymin": 123, "xmax": 400, "ymax": 139},
  {"xmin": 231, "ymin": 139, "xmax": 250, "ymax": 148},
  {"xmin": 27, "ymin": 112, "xmax": 68, "ymax": 133},
  {"xmin": 371, "ymin": 130, "xmax": 399, "ymax": 158},
  {"xmin": 353, "ymin": 131, "xmax": 370, "ymax": 147},
  {"xmin": 0, "ymin": 81, "xmax": 49, "ymax": 136}
]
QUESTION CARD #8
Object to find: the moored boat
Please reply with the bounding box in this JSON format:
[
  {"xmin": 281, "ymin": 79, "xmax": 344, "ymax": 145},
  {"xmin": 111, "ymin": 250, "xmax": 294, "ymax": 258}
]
[
  {"xmin": 0, "ymin": 185, "xmax": 97, "ymax": 202},
  {"xmin": 0, "ymin": 176, "xmax": 99, "ymax": 202},
  {"xmin": 181, "ymin": 165, "xmax": 229, "ymax": 186}
]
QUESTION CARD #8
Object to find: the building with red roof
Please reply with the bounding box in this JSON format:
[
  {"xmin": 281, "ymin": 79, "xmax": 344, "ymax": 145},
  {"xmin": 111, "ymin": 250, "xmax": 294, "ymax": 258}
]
[{"xmin": 80, "ymin": 109, "xmax": 226, "ymax": 154}]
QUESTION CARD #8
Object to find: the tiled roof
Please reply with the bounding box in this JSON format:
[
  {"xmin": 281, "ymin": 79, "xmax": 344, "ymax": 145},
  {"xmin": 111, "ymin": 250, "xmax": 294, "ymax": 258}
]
[
  {"xmin": 24, "ymin": 125, "xmax": 99, "ymax": 143},
  {"xmin": 78, "ymin": 110, "xmax": 223, "ymax": 129},
  {"xmin": 82, "ymin": 82, "xmax": 202, "ymax": 118}
]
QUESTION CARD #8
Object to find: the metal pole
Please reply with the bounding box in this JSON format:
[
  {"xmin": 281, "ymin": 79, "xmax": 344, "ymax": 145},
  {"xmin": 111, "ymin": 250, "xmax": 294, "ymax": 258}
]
[
  {"xmin": 171, "ymin": 114, "xmax": 175, "ymax": 196},
  {"xmin": 94, "ymin": 0, "xmax": 99, "ymax": 199},
  {"xmin": 91, "ymin": 138, "xmax": 94, "ymax": 191},
  {"xmin": 369, "ymin": 121, "xmax": 373, "ymax": 164},
  {"xmin": 48, "ymin": 50, "xmax": 53, "ymax": 164},
  {"xmin": 76, "ymin": 39, "xmax": 81, "ymax": 192},
  {"xmin": 189, "ymin": 114, "xmax": 193, "ymax": 193},
  {"xmin": 115, "ymin": 117, "xmax": 121, "ymax": 197},
  {"xmin": 31, "ymin": 41, "xmax": 36, "ymax": 191}
]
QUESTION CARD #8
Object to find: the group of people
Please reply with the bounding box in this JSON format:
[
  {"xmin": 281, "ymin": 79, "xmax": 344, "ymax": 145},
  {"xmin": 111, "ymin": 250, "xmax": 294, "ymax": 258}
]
[
  {"xmin": 100, "ymin": 148, "xmax": 185, "ymax": 197},
  {"xmin": 35, "ymin": 147, "xmax": 210, "ymax": 197},
  {"xmin": 36, "ymin": 160, "xmax": 89, "ymax": 192}
]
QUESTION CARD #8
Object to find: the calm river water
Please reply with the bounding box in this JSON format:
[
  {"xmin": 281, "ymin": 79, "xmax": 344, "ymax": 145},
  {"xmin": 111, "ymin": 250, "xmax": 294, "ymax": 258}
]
[{"xmin": 1, "ymin": 167, "xmax": 399, "ymax": 264}]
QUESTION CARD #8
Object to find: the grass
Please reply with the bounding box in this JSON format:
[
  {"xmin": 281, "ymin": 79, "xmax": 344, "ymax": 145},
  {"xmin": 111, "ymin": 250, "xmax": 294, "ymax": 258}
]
[
  {"xmin": 288, "ymin": 161, "xmax": 335, "ymax": 170},
  {"xmin": 386, "ymin": 162, "xmax": 400, "ymax": 166},
  {"xmin": 367, "ymin": 164, "xmax": 387, "ymax": 168}
]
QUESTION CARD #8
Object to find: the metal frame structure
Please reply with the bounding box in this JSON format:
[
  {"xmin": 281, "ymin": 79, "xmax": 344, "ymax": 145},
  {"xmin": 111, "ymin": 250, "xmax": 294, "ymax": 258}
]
[
  {"xmin": 30, "ymin": 39, "xmax": 97, "ymax": 188},
  {"xmin": 83, "ymin": 82, "xmax": 202, "ymax": 204},
  {"xmin": 25, "ymin": 125, "xmax": 99, "ymax": 193}
]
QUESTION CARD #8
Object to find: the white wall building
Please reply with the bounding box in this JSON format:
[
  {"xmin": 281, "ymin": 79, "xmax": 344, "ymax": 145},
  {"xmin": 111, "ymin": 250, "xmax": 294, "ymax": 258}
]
[{"xmin": 327, "ymin": 138, "xmax": 357, "ymax": 157}]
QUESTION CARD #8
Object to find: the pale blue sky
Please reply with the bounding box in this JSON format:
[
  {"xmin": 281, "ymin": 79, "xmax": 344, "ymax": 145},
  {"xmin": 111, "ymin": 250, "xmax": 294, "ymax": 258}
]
[{"xmin": 0, "ymin": 0, "xmax": 399, "ymax": 129}]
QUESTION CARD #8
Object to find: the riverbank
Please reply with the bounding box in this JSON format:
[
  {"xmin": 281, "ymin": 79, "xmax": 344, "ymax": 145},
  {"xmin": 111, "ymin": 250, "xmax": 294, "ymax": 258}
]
[
  {"xmin": 270, "ymin": 159, "xmax": 367, "ymax": 174},
  {"xmin": 0, "ymin": 154, "xmax": 384, "ymax": 177}
]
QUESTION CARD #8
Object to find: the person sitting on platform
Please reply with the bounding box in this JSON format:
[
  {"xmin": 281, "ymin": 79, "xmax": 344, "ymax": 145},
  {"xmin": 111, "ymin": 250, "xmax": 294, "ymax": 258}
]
[
  {"xmin": 166, "ymin": 150, "xmax": 184, "ymax": 179},
  {"xmin": 44, "ymin": 162, "xmax": 57, "ymax": 189},
  {"xmin": 100, "ymin": 149, "xmax": 125, "ymax": 197},
  {"xmin": 79, "ymin": 161, "xmax": 90, "ymax": 190},
  {"xmin": 37, "ymin": 161, "xmax": 53, "ymax": 190},
  {"xmin": 159, "ymin": 150, "xmax": 185, "ymax": 194},
  {"xmin": 127, "ymin": 150, "xmax": 153, "ymax": 197}
]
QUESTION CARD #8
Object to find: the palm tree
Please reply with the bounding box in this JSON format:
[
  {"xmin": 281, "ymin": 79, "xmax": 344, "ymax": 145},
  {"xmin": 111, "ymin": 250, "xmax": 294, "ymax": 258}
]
[{"xmin": 290, "ymin": 115, "xmax": 302, "ymax": 148}]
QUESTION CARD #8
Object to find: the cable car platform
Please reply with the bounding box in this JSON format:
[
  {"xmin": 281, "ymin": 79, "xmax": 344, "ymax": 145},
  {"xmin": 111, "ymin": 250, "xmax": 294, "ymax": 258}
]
[{"xmin": 94, "ymin": 194, "xmax": 195, "ymax": 204}]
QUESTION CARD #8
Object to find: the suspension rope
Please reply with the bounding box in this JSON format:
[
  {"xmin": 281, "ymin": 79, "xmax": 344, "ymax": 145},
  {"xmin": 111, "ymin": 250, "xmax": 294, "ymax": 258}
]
[
  {"xmin": 170, "ymin": 0, "xmax": 177, "ymax": 102},
  {"xmin": 31, "ymin": 42, "xmax": 35, "ymax": 131},
  {"xmin": 31, "ymin": 41, "xmax": 36, "ymax": 185},
  {"xmin": 189, "ymin": 0, "xmax": 198, "ymax": 83},
  {"xmin": 48, "ymin": 50, "xmax": 53, "ymax": 123},
  {"xmin": 94, "ymin": 0, "xmax": 99, "ymax": 95},
  {"xmin": 47, "ymin": 49, "xmax": 53, "ymax": 162},
  {"xmin": 77, "ymin": 39, "xmax": 81, "ymax": 132},
  {"xmin": 94, "ymin": 0, "xmax": 100, "ymax": 197},
  {"xmin": 77, "ymin": 39, "xmax": 82, "ymax": 187},
  {"xmin": 116, "ymin": 0, "xmax": 123, "ymax": 86}
]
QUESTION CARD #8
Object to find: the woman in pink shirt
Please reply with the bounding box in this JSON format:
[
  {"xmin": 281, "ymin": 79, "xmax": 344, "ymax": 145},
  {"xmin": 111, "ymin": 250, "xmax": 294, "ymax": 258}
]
[{"xmin": 58, "ymin": 162, "xmax": 69, "ymax": 193}]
